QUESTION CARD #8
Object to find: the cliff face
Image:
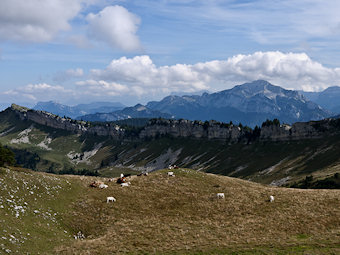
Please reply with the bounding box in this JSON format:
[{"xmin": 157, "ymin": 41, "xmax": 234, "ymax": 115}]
[
  {"xmin": 11, "ymin": 104, "xmax": 125, "ymax": 138},
  {"xmin": 139, "ymin": 119, "xmax": 243, "ymax": 142},
  {"xmin": 260, "ymin": 119, "xmax": 340, "ymax": 141},
  {"xmin": 9, "ymin": 104, "xmax": 340, "ymax": 142},
  {"xmin": 141, "ymin": 118, "xmax": 340, "ymax": 142}
]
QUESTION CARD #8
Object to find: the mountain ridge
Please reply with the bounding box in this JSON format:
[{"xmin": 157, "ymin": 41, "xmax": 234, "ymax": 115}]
[
  {"xmin": 1, "ymin": 104, "xmax": 340, "ymax": 188},
  {"xmin": 33, "ymin": 101, "xmax": 125, "ymax": 119},
  {"xmin": 33, "ymin": 80, "xmax": 332, "ymax": 127},
  {"xmin": 77, "ymin": 103, "xmax": 174, "ymax": 122},
  {"xmin": 145, "ymin": 80, "xmax": 330, "ymax": 126},
  {"xmin": 300, "ymin": 86, "xmax": 340, "ymax": 114}
]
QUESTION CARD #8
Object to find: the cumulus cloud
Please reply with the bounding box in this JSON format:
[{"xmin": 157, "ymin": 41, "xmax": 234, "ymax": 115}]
[
  {"xmin": 86, "ymin": 5, "xmax": 141, "ymax": 51},
  {"xmin": 90, "ymin": 55, "xmax": 210, "ymax": 94},
  {"xmin": 3, "ymin": 51, "xmax": 340, "ymax": 105},
  {"xmin": 193, "ymin": 51, "xmax": 340, "ymax": 91},
  {"xmin": 88, "ymin": 52, "xmax": 340, "ymax": 94},
  {"xmin": 0, "ymin": 83, "xmax": 73, "ymax": 102},
  {"xmin": 53, "ymin": 68, "xmax": 84, "ymax": 82},
  {"xmin": 0, "ymin": 0, "xmax": 87, "ymax": 42},
  {"xmin": 0, "ymin": 1, "xmax": 143, "ymax": 51},
  {"xmin": 0, "ymin": 81, "xmax": 130, "ymax": 104},
  {"xmin": 76, "ymin": 79, "xmax": 129, "ymax": 96}
]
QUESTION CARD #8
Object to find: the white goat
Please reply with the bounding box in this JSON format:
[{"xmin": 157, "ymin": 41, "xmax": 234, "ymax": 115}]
[
  {"xmin": 74, "ymin": 231, "xmax": 85, "ymax": 240},
  {"xmin": 167, "ymin": 171, "xmax": 175, "ymax": 177},
  {"xmin": 99, "ymin": 184, "xmax": 108, "ymax": 189},
  {"xmin": 106, "ymin": 196, "xmax": 116, "ymax": 203},
  {"xmin": 121, "ymin": 182, "xmax": 130, "ymax": 187},
  {"xmin": 216, "ymin": 193, "xmax": 225, "ymax": 199},
  {"xmin": 269, "ymin": 195, "xmax": 275, "ymax": 202}
]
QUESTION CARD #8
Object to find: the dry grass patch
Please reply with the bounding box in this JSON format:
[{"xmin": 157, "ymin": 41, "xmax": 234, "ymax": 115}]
[{"xmin": 55, "ymin": 169, "xmax": 340, "ymax": 254}]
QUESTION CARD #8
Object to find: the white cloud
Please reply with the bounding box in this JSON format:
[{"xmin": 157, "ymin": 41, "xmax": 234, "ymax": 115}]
[
  {"xmin": 0, "ymin": 1, "xmax": 143, "ymax": 52},
  {"xmin": 3, "ymin": 51, "xmax": 340, "ymax": 105},
  {"xmin": 76, "ymin": 79, "xmax": 129, "ymax": 96},
  {"xmin": 193, "ymin": 51, "xmax": 340, "ymax": 91},
  {"xmin": 1, "ymin": 83, "xmax": 73, "ymax": 102},
  {"xmin": 0, "ymin": 81, "xmax": 130, "ymax": 104},
  {"xmin": 0, "ymin": 0, "xmax": 87, "ymax": 43},
  {"xmin": 90, "ymin": 55, "xmax": 210, "ymax": 94},
  {"xmin": 88, "ymin": 52, "xmax": 340, "ymax": 94},
  {"xmin": 54, "ymin": 68, "xmax": 84, "ymax": 82},
  {"xmin": 66, "ymin": 68, "xmax": 84, "ymax": 77},
  {"xmin": 86, "ymin": 5, "xmax": 141, "ymax": 51}
]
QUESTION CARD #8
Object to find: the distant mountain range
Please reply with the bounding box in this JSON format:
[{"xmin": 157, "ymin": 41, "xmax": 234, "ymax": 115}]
[
  {"xmin": 77, "ymin": 104, "xmax": 173, "ymax": 121},
  {"xmin": 33, "ymin": 80, "xmax": 336, "ymax": 126},
  {"xmin": 145, "ymin": 80, "xmax": 330, "ymax": 126},
  {"xmin": 33, "ymin": 101, "xmax": 125, "ymax": 119},
  {"xmin": 300, "ymin": 86, "xmax": 340, "ymax": 115}
]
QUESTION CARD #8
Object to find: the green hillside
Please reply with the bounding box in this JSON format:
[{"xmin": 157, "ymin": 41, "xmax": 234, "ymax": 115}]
[
  {"xmin": 1, "ymin": 107, "xmax": 340, "ymax": 187},
  {"xmin": 0, "ymin": 167, "xmax": 83, "ymax": 254},
  {"xmin": 1, "ymin": 167, "xmax": 340, "ymax": 254}
]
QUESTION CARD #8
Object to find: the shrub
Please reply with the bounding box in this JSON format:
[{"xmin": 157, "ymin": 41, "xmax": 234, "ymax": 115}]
[{"xmin": 0, "ymin": 144, "xmax": 16, "ymax": 167}]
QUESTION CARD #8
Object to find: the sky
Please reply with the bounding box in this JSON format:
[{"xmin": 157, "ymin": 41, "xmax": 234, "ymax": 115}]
[{"xmin": 1, "ymin": 0, "xmax": 340, "ymax": 108}]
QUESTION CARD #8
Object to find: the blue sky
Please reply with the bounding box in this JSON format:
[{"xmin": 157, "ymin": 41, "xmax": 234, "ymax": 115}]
[{"xmin": 1, "ymin": 0, "xmax": 340, "ymax": 107}]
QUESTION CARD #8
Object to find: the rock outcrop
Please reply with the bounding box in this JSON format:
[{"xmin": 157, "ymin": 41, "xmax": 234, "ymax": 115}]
[
  {"xmin": 9, "ymin": 104, "xmax": 340, "ymax": 142},
  {"xmin": 11, "ymin": 104, "xmax": 125, "ymax": 138},
  {"xmin": 260, "ymin": 119, "xmax": 340, "ymax": 141},
  {"xmin": 139, "ymin": 119, "xmax": 244, "ymax": 142}
]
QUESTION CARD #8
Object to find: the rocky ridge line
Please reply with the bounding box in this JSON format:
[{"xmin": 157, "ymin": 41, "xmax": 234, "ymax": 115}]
[{"xmin": 9, "ymin": 104, "xmax": 340, "ymax": 142}]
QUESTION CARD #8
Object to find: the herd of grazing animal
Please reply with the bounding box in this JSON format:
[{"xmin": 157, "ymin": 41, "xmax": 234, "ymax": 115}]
[
  {"xmin": 83, "ymin": 168, "xmax": 276, "ymax": 240},
  {"xmin": 88, "ymin": 171, "xmax": 150, "ymax": 207},
  {"xmin": 215, "ymin": 192, "xmax": 275, "ymax": 201},
  {"xmin": 90, "ymin": 170, "xmax": 276, "ymax": 205}
]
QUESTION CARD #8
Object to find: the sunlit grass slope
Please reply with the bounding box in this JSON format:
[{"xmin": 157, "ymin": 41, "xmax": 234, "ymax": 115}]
[
  {"xmin": 56, "ymin": 169, "xmax": 340, "ymax": 254},
  {"xmin": 0, "ymin": 167, "xmax": 83, "ymax": 254}
]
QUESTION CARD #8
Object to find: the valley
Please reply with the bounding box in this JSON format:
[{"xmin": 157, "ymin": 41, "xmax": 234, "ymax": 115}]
[{"xmin": 1, "ymin": 104, "xmax": 340, "ymax": 188}]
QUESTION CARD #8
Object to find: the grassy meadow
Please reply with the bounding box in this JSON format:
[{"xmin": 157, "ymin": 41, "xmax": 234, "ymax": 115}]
[{"xmin": 1, "ymin": 167, "xmax": 340, "ymax": 254}]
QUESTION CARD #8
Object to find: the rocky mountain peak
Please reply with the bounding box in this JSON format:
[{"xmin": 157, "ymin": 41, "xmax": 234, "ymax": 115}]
[
  {"xmin": 230, "ymin": 80, "xmax": 300, "ymax": 100},
  {"xmin": 134, "ymin": 104, "xmax": 147, "ymax": 111},
  {"xmin": 146, "ymin": 80, "xmax": 329, "ymax": 126}
]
